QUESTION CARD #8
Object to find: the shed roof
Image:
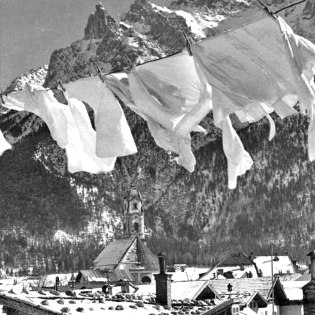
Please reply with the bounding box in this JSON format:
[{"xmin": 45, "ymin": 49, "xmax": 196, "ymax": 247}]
[
  {"xmin": 76, "ymin": 269, "xmax": 107, "ymax": 282},
  {"xmin": 77, "ymin": 269, "xmax": 134, "ymax": 282}
]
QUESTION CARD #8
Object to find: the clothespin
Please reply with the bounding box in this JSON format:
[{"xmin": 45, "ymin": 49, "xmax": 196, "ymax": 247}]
[
  {"xmin": 93, "ymin": 61, "xmax": 105, "ymax": 82},
  {"xmin": 257, "ymin": 0, "xmax": 276, "ymax": 18},
  {"xmin": 182, "ymin": 32, "xmax": 193, "ymax": 56},
  {"xmin": 56, "ymin": 76, "xmax": 66, "ymax": 92},
  {"xmin": 123, "ymin": 56, "xmax": 134, "ymax": 72}
]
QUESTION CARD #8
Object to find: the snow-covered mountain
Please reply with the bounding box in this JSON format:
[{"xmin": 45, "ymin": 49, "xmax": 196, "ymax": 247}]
[{"xmin": 1, "ymin": 0, "xmax": 315, "ymax": 270}]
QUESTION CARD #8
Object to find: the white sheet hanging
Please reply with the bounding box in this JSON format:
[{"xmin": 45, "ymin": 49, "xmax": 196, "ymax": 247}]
[
  {"xmin": 64, "ymin": 76, "xmax": 137, "ymax": 159},
  {"xmin": 0, "ymin": 129, "xmax": 12, "ymax": 156},
  {"xmin": 222, "ymin": 116, "xmax": 253, "ymax": 189},
  {"xmin": 190, "ymin": 10, "xmax": 315, "ymax": 187},
  {"xmin": 127, "ymin": 50, "xmax": 212, "ymax": 172},
  {"xmin": 278, "ymin": 16, "xmax": 315, "ymax": 161},
  {"xmin": 64, "ymin": 96, "xmax": 116, "ymax": 173}
]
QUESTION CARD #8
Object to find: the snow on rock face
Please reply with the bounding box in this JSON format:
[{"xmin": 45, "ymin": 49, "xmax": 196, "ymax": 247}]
[{"xmin": 2, "ymin": 0, "xmax": 315, "ymax": 265}]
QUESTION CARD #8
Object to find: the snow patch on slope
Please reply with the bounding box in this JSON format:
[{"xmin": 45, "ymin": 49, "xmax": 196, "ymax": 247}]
[{"xmin": 151, "ymin": 3, "xmax": 226, "ymax": 38}]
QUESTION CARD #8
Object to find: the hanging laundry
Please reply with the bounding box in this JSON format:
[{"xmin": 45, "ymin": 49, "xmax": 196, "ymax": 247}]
[
  {"xmin": 190, "ymin": 9, "xmax": 315, "ymax": 187},
  {"xmin": 3, "ymin": 84, "xmax": 68, "ymax": 148},
  {"xmin": 64, "ymin": 96, "xmax": 116, "ymax": 173},
  {"xmin": 222, "ymin": 116, "xmax": 253, "ymax": 189},
  {"xmin": 127, "ymin": 50, "xmax": 212, "ymax": 172},
  {"xmin": 278, "ymin": 17, "xmax": 315, "ymax": 161},
  {"xmin": 191, "ymin": 10, "xmax": 299, "ymax": 127},
  {"xmin": 64, "ymin": 76, "xmax": 137, "ymax": 159},
  {"xmin": 0, "ymin": 129, "xmax": 12, "ymax": 156}
]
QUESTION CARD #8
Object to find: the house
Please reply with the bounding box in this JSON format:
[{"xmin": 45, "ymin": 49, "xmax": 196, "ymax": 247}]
[
  {"xmin": 205, "ymin": 277, "xmax": 287, "ymax": 315},
  {"xmin": 93, "ymin": 186, "xmax": 159, "ymax": 285},
  {"xmin": 302, "ymin": 250, "xmax": 315, "ymax": 315},
  {"xmin": 280, "ymin": 280, "xmax": 306, "ymax": 315},
  {"xmin": 201, "ymin": 252, "xmax": 259, "ymax": 280},
  {"xmin": 253, "ymin": 255, "xmax": 298, "ymax": 278}
]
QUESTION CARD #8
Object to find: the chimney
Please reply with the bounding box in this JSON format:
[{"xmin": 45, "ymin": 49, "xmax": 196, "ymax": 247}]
[
  {"xmin": 154, "ymin": 252, "xmax": 172, "ymax": 308},
  {"xmin": 302, "ymin": 250, "xmax": 315, "ymax": 315}
]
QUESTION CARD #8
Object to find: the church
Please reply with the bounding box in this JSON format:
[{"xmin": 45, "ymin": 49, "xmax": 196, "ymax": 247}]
[{"xmin": 91, "ymin": 186, "xmax": 159, "ymax": 285}]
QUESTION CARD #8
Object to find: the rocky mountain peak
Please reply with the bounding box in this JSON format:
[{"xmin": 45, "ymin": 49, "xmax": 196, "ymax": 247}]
[
  {"xmin": 302, "ymin": 0, "xmax": 315, "ymax": 20},
  {"xmin": 84, "ymin": 4, "xmax": 118, "ymax": 40},
  {"xmin": 1, "ymin": 0, "xmax": 315, "ymax": 269}
]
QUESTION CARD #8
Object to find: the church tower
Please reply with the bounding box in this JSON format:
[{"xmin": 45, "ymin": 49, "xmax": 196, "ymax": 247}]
[{"xmin": 122, "ymin": 186, "xmax": 145, "ymax": 239}]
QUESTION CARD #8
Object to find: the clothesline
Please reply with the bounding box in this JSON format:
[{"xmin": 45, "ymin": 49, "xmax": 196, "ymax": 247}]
[
  {"xmin": 54, "ymin": 0, "xmax": 309, "ymax": 89},
  {"xmin": 0, "ymin": 1, "xmax": 305, "ymax": 97},
  {"xmin": 1, "ymin": 5, "xmax": 315, "ymax": 189}
]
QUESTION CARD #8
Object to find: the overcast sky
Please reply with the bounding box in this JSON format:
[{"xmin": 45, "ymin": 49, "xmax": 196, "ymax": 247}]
[{"xmin": 0, "ymin": 0, "xmax": 173, "ymax": 89}]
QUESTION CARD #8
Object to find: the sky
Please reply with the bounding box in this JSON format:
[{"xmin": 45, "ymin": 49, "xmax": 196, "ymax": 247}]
[{"xmin": 0, "ymin": 0, "xmax": 173, "ymax": 90}]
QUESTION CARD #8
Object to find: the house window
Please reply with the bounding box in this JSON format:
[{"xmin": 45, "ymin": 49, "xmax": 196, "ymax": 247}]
[
  {"xmin": 134, "ymin": 222, "xmax": 139, "ymax": 232},
  {"xmin": 232, "ymin": 306, "xmax": 239, "ymax": 314}
]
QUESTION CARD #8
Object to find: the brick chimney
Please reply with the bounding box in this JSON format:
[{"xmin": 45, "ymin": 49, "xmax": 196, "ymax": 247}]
[
  {"xmin": 302, "ymin": 250, "xmax": 315, "ymax": 315},
  {"xmin": 154, "ymin": 252, "xmax": 172, "ymax": 308}
]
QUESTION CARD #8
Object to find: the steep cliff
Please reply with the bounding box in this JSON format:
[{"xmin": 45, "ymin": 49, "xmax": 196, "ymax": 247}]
[{"xmin": 1, "ymin": 0, "xmax": 315, "ymax": 270}]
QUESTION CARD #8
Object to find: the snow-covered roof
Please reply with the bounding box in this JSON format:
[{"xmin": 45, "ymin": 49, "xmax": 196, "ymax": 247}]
[
  {"xmin": 281, "ymin": 280, "xmax": 308, "ymax": 301},
  {"xmin": 201, "ymin": 253, "xmax": 258, "ymax": 280},
  {"xmin": 253, "ymin": 256, "xmax": 297, "ymax": 277},
  {"xmin": 206, "ymin": 277, "xmax": 286, "ymax": 301}
]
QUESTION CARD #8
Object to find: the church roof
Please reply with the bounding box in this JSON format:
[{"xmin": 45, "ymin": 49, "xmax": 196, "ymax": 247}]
[
  {"xmin": 93, "ymin": 236, "xmax": 137, "ymax": 269},
  {"xmin": 93, "ymin": 236, "xmax": 159, "ymax": 272},
  {"xmin": 136, "ymin": 237, "xmax": 159, "ymax": 272}
]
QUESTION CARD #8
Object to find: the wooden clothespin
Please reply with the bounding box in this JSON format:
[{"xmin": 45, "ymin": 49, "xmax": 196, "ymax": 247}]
[
  {"xmin": 182, "ymin": 32, "xmax": 193, "ymax": 56},
  {"xmin": 56, "ymin": 77, "xmax": 66, "ymax": 92},
  {"xmin": 93, "ymin": 61, "xmax": 105, "ymax": 82}
]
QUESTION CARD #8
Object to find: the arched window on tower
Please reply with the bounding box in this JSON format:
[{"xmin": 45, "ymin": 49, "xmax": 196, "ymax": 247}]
[
  {"xmin": 133, "ymin": 222, "xmax": 139, "ymax": 232},
  {"xmin": 133, "ymin": 203, "xmax": 138, "ymax": 209}
]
